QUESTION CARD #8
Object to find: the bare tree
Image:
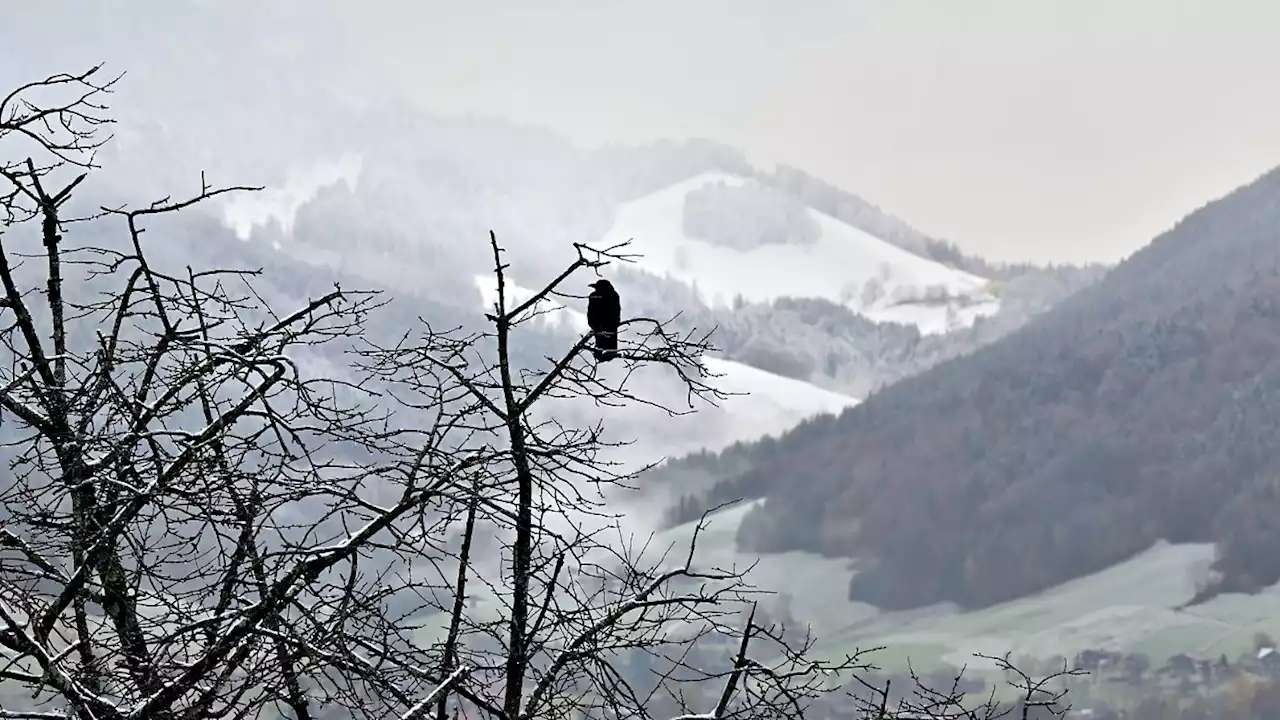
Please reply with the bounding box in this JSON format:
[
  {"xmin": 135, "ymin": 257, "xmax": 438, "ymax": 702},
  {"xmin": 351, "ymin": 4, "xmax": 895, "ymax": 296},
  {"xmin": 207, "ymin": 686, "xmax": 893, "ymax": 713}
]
[
  {"xmin": 349, "ymin": 227, "xmax": 894, "ymax": 720},
  {"xmin": 0, "ymin": 66, "xmax": 410, "ymax": 719},
  {"xmin": 840, "ymin": 654, "xmax": 1083, "ymax": 720},
  {"xmin": 0, "ymin": 66, "xmax": 1071, "ymax": 720}
]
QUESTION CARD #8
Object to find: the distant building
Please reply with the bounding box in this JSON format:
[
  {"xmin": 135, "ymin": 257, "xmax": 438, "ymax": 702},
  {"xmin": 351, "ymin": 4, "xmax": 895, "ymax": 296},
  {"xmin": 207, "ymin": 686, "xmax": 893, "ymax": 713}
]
[
  {"xmin": 1073, "ymin": 649, "xmax": 1123, "ymax": 673},
  {"xmin": 1258, "ymin": 646, "xmax": 1280, "ymax": 674}
]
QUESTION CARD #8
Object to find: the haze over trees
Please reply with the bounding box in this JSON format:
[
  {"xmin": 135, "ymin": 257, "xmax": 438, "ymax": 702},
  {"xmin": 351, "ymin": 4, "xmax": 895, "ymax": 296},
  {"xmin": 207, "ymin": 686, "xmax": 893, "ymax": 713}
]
[{"xmin": 682, "ymin": 179, "xmax": 822, "ymax": 250}]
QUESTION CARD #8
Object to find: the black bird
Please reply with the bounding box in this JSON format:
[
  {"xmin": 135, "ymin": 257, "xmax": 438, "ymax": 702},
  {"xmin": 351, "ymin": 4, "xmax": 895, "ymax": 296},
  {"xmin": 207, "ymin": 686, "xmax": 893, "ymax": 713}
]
[{"xmin": 586, "ymin": 279, "xmax": 621, "ymax": 362}]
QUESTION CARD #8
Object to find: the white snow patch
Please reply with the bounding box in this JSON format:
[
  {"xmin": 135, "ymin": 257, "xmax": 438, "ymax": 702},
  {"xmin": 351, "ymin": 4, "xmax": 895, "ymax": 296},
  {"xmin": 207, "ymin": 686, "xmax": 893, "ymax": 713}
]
[
  {"xmin": 697, "ymin": 355, "xmax": 857, "ymax": 445},
  {"xmin": 223, "ymin": 153, "xmax": 363, "ymax": 240},
  {"xmin": 470, "ymin": 272, "xmax": 859, "ymax": 458},
  {"xmin": 601, "ymin": 172, "xmax": 1001, "ymax": 335},
  {"xmin": 650, "ymin": 506, "xmax": 1277, "ymax": 678},
  {"xmin": 472, "ymin": 274, "xmax": 590, "ymax": 334}
]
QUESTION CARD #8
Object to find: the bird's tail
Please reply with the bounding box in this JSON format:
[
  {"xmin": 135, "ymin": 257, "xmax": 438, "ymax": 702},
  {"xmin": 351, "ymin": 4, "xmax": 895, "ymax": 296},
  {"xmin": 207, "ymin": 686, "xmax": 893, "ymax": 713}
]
[{"xmin": 592, "ymin": 331, "xmax": 618, "ymax": 362}]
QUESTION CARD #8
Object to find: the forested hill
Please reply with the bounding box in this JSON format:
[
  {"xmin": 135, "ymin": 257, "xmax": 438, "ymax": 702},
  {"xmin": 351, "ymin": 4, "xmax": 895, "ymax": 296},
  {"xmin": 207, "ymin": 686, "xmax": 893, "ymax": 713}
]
[{"xmin": 722, "ymin": 163, "xmax": 1280, "ymax": 611}]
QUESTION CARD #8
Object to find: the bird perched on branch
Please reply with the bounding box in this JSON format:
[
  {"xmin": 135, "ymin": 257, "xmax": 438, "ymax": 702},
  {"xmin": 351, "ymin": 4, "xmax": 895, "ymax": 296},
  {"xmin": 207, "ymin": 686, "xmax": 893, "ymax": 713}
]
[{"xmin": 586, "ymin": 279, "xmax": 621, "ymax": 362}]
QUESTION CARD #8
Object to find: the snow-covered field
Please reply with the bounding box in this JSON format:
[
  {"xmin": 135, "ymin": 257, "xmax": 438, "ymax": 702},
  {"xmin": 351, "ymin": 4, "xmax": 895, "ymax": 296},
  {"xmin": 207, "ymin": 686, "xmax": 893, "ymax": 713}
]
[
  {"xmin": 601, "ymin": 172, "xmax": 1001, "ymax": 335},
  {"xmin": 650, "ymin": 504, "xmax": 1280, "ymax": 677}
]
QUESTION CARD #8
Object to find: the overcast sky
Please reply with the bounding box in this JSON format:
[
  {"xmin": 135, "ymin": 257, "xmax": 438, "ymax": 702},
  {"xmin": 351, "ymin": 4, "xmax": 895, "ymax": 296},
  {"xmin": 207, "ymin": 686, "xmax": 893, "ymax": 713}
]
[{"xmin": 18, "ymin": 0, "xmax": 1280, "ymax": 265}]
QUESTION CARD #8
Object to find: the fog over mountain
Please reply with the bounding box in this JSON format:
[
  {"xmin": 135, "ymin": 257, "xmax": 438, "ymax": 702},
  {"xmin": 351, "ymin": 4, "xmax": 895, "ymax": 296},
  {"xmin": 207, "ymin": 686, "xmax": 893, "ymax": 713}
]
[{"xmin": 8, "ymin": 4, "xmax": 1280, "ymax": 720}]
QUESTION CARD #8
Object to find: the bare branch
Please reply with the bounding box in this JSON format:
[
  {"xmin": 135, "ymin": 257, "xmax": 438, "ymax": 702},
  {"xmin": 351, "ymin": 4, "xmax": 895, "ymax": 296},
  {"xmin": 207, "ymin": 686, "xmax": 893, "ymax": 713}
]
[{"xmin": 0, "ymin": 67, "xmax": 1053, "ymax": 720}]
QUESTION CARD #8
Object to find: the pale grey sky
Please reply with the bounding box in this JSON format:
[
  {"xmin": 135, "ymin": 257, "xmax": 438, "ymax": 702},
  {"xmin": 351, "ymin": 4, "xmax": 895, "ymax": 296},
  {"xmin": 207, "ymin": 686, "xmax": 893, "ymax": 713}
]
[
  {"xmin": 17, "ymin": 0, "xmax": 1280, "ymax": 265},
  {"xmin": 290, "ymin": 0, "xmax": 1280, "ymax": 265}
]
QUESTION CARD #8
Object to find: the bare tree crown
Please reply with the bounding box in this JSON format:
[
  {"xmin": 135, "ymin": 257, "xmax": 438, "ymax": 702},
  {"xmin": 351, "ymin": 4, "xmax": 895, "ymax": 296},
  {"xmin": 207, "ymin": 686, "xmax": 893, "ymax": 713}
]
[{"xmin": 0, "ymin": 66, "xmax": 1072, "ymax": 720}]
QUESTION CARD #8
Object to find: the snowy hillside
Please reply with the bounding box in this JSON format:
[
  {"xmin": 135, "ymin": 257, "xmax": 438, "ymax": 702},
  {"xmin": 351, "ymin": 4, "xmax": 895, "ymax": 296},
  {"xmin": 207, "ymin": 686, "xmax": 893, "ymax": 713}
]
[
  {"xmin": 602, "ymin": 172, "xmax": 1001, "ymax": 335},
  {"xmin": 472, "ymin": 274, "xmax": 859, "ymax": 457},
  {"xmin": 652, "ymin": 502, "xmax": 1280, "ymax": 679}
]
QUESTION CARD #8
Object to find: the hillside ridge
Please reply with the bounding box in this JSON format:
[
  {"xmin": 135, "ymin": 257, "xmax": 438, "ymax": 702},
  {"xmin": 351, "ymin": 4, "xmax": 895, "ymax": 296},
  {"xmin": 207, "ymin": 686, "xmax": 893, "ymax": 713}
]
[{"xmin": 671, "ymin": 162, "xmax": 1280, "ymax": 611}]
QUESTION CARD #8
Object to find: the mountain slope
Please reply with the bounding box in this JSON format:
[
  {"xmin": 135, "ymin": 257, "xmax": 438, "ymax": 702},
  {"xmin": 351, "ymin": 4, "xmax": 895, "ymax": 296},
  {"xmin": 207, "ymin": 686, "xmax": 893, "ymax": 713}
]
[
  {"xmin": 601, "ymin": 172, "xmax": 1001, "ymax": 335},
  {"xmin": 650, "ymin": 512, "xmax": 1280, "ymax": 676},
  {"xmin": 714, "ymin": 163, "xmax": 1280, "ymax": 611},
  {"xmin": 102, "ymin": 85, "xmax": 1099, "ymax": 401}
]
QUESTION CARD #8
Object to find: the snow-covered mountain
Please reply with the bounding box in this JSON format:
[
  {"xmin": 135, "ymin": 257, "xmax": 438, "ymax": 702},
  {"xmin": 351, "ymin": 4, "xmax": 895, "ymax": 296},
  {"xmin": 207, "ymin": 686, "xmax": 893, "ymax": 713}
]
[
  {"xmin": 144, "ymin": 115, "xmax": 1105, "ymax": 683},
  {"xmin": 185, "ymin": 112, "xmax": 1098, "ymax": 497},
  {"xmin": 601, "ymin": 172, "xmax": 1001, "ymax": 335}
]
